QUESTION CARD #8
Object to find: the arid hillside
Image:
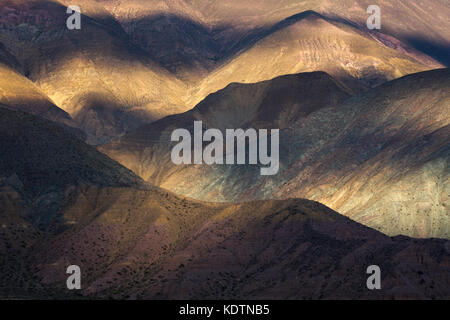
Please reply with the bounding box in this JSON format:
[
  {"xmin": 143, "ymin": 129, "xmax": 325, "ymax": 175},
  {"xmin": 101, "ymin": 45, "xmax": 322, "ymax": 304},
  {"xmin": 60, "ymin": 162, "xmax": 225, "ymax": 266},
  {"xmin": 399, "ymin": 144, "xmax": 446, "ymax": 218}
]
[
  {"xmin": 2, "ymin": 183, "xmax": 449, "ymax": 299},
  {"xmin": 26, "ymin": 191, "xmax": 450, "ymax": 300},
  {"xmin": 0, "ymin": 1, "xmax": 449, "ymax": 300},
  {"xmin": 0, "ymin": 105, "xmax": 143, "ymax": 230},
  {"xmin": 186, "ymin": 11, "xmax": 438, "ymax": 107},
  {"xmin": 0, "ymin": 0, "xmax": 188, "ymax": 143},
  {"xmin": 101, "ymin": 69, "xmax": 450, "ymax": 239},
  {"xmin": 0, "ymin": 101, "xmax": 448, "ymax": 300},
  {"xmin": 100, "ymin": 0, "xmax": 448, "ymax": 84},
  {"xmin": 0, "ymin": 43, "xmax": 81, "ymax": 134},
  {"xmin": 0, "ymin": 0, "xmax": 448, "ymax": 143},
  {"xmin": 100, "ymin": 71, "xmax": 353, "ymax": 183},
  {"xmin": 0, "ymin": 104, "xmax": 140, "ymax": 297}
]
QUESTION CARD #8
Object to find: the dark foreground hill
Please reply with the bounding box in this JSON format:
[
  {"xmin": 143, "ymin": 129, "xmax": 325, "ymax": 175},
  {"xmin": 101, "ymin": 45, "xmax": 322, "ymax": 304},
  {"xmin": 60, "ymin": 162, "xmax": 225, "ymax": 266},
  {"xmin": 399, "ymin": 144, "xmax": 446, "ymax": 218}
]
[{"xmin": 0, "ymin": 105, "xmax": 448, "ymax": 299}]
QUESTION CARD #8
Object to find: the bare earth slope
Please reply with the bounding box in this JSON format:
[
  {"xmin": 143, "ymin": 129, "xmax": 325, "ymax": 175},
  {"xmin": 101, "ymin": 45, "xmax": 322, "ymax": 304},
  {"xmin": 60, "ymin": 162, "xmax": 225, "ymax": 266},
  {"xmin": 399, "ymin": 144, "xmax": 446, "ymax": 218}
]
[
  {"xmin": 99, "ymin": 71, "xmax": 353, "ymax": 184},
  {"xmin": 0, "ymin": 102, "xmax": 448, "ymax": 299},
  {"xmin": 0, "ymin": 105, "xmax": 143, "ymax": 230},
  {"xmin": 0, "ymin": 43, "xmax": 82, "ymax": 135},
  {"xmin": 1, "ymin": 1, "xmax": 447, "ymax": 142},
  {"xmin": 2, "ymin": 187, "xmax": 449, "ymax": 299},
  {"xmin": 101, "ymin": 69, "xmax": 450, "ymax": 239},
  {"xmin": 0, "ymin": 0, "xmax": 188, "ymax": 143},
  {"xmin": 0, "ymin": 104, "xmax": 143, "ymax": 297},
  {"xmin": 100, "ymin": 0, "xmax": 448, "ymax": 88},
  {"xmin": 100, "ymin": 0, "xmax": 450, "ymax": 65},
  {"xmin": 186, "ymin": 11, "xmax": 439, "ymax": 107}
]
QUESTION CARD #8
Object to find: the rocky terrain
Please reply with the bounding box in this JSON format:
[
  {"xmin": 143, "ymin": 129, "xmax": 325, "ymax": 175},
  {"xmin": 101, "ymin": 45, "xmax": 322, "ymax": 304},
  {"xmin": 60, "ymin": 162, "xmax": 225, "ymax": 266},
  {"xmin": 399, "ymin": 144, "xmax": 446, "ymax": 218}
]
[
  {"xmin": 0, "ymin": 0, "xmax": 188, "ymax": 143},
  {"xmin": 101, "ymin": 69, "xmax": 450, "ymax": 239},
  {"xmin": 100, "ymin": 71, "xmax": 353, "ymax": 183},
  {"xmin": 99, "ymin": 0, "xmax": 448, "ymax": 85},
  {"xmin": 0, "ymin": 109, "xmax": 448, "ymax": 299},
  {"xmin": 0, "ymin": 105, "xmax": 142, "ymax": 230},
  {"xmin": 184, "ymin": 10, "xmax": 440, "ymax": 107},
  {"xmin": 0, "ymin": 42, "xmax": 83, "ymax": 136},
  {"xmin": 0, "ymin": 0, "xmax": 448, "ymax": 300},
  {"xmin": 22, "ymin": 193, "xmax": 450, "ymax": 300},
  {"xmin": 0, "ymin": 0, "xmax": 448, "ymax": 142}
]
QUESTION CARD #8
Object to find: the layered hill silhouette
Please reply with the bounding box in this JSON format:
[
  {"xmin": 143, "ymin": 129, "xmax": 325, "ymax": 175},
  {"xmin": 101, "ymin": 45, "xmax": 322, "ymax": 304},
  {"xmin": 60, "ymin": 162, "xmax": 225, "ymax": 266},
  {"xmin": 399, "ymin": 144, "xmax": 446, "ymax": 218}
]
[
  {"xmin": 101, "ymin": 69, "xmax": 450, "ymax": 239},
  {"xmin": 0, "ymin": 107, "xmax": 448, "ymax": 299},
  {"xmin": 1, "ymin": 0, "xmax": 448, "ymax": 143},
  {"xmin": 0, "ymin": 0, "xmax": 449, "ymax": 300},
  {"xmin": 101, "ymin": 0, "xmax": 448, "ymax": 86}
]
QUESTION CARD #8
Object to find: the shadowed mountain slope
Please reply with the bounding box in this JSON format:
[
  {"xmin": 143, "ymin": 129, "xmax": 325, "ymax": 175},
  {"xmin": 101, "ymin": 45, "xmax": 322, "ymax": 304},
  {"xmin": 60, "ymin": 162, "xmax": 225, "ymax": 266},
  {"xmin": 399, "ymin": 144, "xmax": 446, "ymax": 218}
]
[
  {"xmin": 0, "ymin": 0, "xmax": 449, "ymax": 300},
  {"xmin": 0, "ymin": 106, "xmax": 142, "ymax": 191},
  {"xmin": 0, "ymin": 103, "xmax": 143, "ymax": 296},
  {"xmin": 100, "ymin": 0, "xmax": 448, "ymax": 85},
  {"xmin": 0, "ymin": 43, "xmax": 83, "ymax": 136},
  {"xmin": 0, "ymin": 102, "xmax": 448, "ymax": 300},
  {"xmin": 2, "ymin": 187, "xmax": 449, "ymax": 299},
  {"xmin": 1, "ymin": 1, "xmax": 447, "ymax": 143},
  {"xmin": 0, "ymin": 0, "xmax": 188, "ymax": 143},
  {"xmin": 100, "ymin": 71, "xmax": 352, "ymax": 183},
  {"xmin": 101, "ymin": 69, "xmax": 450, "ymax": 238},
  {"xmin": 0, "ymin": 105, "xmax": 143, "ymax": 231}
]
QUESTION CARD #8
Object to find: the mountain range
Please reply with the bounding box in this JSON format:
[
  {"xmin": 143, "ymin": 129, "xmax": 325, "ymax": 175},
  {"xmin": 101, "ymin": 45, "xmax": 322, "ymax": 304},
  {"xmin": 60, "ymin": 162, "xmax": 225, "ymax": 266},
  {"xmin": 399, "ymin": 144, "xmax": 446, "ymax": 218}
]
[
  {"xmin": 1, "ymin": 0, "xmax": 448, "ymax": 142},
  {"xmin": 0, "ymin": 0, "xmax": 449, "ymax": 300},
  {"xmin": 100, "ymin": 69, "xmax": 450, "ymax": 239},
  {"xmin": 0, "ymin": 105, "xmax": 448, "ymax": 299}
]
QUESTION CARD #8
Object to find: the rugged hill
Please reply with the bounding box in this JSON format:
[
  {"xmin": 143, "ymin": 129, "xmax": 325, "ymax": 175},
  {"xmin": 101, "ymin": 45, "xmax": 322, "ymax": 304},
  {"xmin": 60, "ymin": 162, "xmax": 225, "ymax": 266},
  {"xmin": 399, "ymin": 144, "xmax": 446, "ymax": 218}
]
[
  {"xmin": 1, "ymin": 1, "xmax": 447, "ymax": 142},
  {"xmin": 0, "ymin": 104, "xmax": 448, "ymax": 300},
  {"xmin": 2, "ymin": 186, "xmax": 449, "ymax": 299},
  {"xmin": 0, "ymin": 103, "xmax": 145, "ymax": 297},
  {"xmin": 0, "ymin": 1, "xmax": 448, "ymax": 300},
  {"xmin": 0, "ymin": 43, "xmax": 82, "ymax": 134},
  {"xmin": 100, "ymin": 0, "xmax": 448, "ymax": 87},
  {"xmin": 0, "ymin": 0, "xmax": 187, "ymax": 143},
  {"xmin": 0, "ymin": 105, "xmax": 143, "ymax": 230},
  {"xmin": 99, "ymin": 71, "xmax": 353, "ymax": 183},
  {"xmin": 186, "ymin": 11, "xmax": 439, "ymax": 107},
  {"xmin": 100, "ymin": 69, "xmax": 450, "ymax": 239}
]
